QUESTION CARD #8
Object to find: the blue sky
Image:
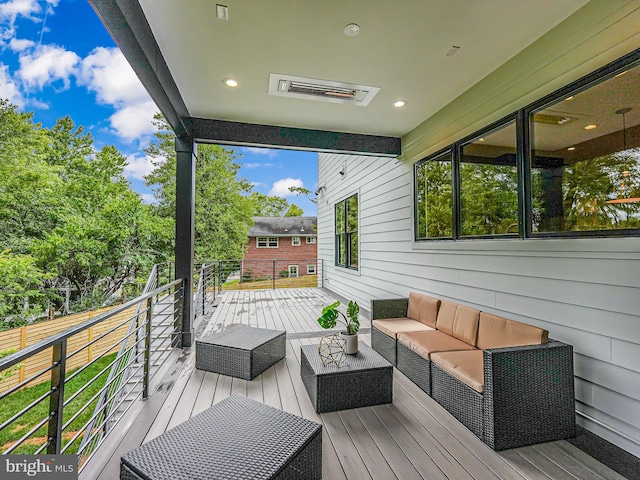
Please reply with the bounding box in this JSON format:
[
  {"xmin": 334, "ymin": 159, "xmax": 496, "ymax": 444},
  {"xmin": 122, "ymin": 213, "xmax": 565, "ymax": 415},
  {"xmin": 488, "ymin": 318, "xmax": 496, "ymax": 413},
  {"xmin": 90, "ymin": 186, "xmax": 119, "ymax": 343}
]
[{"xmin": 0, "ymin": 0, "xmax": 318, "ymax": 215}]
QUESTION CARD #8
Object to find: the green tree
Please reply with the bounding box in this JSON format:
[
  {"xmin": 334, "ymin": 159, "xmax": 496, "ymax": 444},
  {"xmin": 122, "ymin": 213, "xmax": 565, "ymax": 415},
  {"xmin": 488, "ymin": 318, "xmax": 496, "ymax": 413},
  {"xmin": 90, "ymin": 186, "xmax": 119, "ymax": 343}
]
[
  {"xmin": 145, "ymin": 114, "xmax": 254, "ymax": 260},
  {"xmin": 250, "ymin": 192, "xmax": 291, "ymax": 216},
  {"xmin": 285, "ymin": 204, "xmax": 304, "ymax": 216},
  {"xmin": 0, "ymin": 100, "xmax": 63, "ymax": 252},
  {"xmin": 0, "ymin": 250, "xmax": 54, "ymax": 331}
]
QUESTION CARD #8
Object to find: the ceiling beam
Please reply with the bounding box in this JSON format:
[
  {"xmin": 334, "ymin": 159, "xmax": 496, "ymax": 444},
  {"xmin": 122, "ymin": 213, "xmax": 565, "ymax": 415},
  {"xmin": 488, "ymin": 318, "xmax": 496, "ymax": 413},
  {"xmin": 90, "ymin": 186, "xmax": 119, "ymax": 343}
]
[
  {"xmin": 187, "ymin": 117, "xmax": 401, "ymax": 157},
  {"xmin": 88, "ymin": 0, "xmax": 190, "ymax": 138}
]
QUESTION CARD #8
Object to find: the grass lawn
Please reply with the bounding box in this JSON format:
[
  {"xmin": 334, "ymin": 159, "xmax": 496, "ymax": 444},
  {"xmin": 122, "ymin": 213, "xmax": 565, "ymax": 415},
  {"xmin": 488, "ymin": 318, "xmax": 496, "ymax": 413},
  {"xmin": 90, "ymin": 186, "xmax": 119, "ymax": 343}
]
[{"xmin": 0, "ymin": 353, "xmax": 116, "ymax": 455}]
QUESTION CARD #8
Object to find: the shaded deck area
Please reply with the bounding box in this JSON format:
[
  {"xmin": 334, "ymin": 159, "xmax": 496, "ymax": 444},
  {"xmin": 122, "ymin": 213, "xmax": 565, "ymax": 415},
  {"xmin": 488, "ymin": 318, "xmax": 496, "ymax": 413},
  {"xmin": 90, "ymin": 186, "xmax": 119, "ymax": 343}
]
[{"xmin": 81, "ymin": 288, "xmax": 625, "ymax": 480}]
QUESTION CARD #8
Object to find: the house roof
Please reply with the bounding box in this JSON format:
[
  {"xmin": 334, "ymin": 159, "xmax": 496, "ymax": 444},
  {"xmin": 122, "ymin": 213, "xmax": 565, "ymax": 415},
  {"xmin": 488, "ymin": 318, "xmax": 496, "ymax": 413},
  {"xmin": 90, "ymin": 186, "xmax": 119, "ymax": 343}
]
[{"xmin": 249, "ymin": 217, "xmax": 317, "ymax": 237}]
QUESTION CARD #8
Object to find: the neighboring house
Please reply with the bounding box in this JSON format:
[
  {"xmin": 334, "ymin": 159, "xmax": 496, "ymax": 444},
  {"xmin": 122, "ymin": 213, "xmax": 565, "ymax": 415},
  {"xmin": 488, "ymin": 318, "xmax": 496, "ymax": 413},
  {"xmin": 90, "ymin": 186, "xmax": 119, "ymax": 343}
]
[{"xmin": 242, "ymin": 217, "xmax": 317, "ymax": 280}]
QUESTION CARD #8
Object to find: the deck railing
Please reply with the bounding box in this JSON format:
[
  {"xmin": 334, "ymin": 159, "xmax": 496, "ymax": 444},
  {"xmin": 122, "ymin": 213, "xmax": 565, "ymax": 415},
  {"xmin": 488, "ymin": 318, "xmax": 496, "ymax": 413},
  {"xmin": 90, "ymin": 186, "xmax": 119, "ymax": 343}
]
[
  {"xmin": 217, "ymin": 258, "xmax": 324, "ymax": 290},
  {"xmin": 0, "ymin": 277, "xmax": 184, "ymax": 469},
  {"xmin": 77, "ymin": 262, "xmax": 177, "ymax": 462},
  {"xmin": 193, "ymin": 263, "xmax": 218, "ymax": 318}
]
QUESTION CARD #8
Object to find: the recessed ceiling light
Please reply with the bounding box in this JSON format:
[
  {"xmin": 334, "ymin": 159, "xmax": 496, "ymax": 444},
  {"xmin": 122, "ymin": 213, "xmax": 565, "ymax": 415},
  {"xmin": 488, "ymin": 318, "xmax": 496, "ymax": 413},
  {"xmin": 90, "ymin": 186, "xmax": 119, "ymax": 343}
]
[
  {"xmin": 478, "ymin": 138, "xmax": 485, "ymax": 142},
  {"xmin": 567, "ymin": 147, "xmax": 576, "ymax": 151},
  {"xmin": 584, "ymin": 124, "xmax": 597, "ymax": 130},
  {"xmin": 223, "ymin": 78, "xmax": 239, "ymax": 88},
  {"xmin": 344, "ymin": 23, "xmax": 360, "ymax": 36},
  {"xmin": 565, "ymin": 96, "xmax": 574, "ymax": 101},
  {"xmin": 615, "ymin": 70, "xmax": 628, "ymax": 77},
  {"xmin": 393, "ymin": 100, "xmax": 406, "ymax": 108}
]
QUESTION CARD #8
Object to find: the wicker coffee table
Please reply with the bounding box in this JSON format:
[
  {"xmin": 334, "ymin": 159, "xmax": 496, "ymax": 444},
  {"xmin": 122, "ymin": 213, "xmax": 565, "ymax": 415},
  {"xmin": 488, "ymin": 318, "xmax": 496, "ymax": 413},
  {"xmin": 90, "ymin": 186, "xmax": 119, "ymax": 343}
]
[
  {"xmin": 121, "ymin": 394, "xmax": 322, "ymax": 480},
  {"xmin": 196, "ymin": 325, "xmax": 286, "ymax": 380},
  {"xmin": 300, "ymin": 342, "xmax": 393, "ymax": 413}
]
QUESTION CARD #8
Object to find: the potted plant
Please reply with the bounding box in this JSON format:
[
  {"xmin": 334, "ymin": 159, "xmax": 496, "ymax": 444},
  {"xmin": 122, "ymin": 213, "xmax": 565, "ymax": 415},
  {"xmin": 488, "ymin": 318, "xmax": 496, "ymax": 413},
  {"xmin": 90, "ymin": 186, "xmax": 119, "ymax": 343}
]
[{"xmin": 317, "ymin": 300, "xmax": 360, "ymax": 354}]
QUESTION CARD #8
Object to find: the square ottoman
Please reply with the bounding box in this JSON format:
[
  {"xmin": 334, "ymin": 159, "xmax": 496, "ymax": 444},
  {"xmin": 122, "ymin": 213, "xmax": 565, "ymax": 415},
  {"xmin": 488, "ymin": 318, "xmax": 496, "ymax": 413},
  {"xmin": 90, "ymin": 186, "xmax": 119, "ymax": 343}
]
[
  {"xmin": 196, "ymin": 325, "xmax": 286, "ymax": 380},
  {"xmin": 121, "ymin": 394, "xmax": 322, "ymax": 479}
]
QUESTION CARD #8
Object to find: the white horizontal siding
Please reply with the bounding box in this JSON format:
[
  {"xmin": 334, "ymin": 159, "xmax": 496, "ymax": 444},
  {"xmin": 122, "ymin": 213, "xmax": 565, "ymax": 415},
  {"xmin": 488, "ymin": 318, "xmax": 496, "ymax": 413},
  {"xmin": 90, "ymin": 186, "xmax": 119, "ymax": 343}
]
[{"xmin": 318, "ymin": 152, "xmax": 640, "ymax": 458}]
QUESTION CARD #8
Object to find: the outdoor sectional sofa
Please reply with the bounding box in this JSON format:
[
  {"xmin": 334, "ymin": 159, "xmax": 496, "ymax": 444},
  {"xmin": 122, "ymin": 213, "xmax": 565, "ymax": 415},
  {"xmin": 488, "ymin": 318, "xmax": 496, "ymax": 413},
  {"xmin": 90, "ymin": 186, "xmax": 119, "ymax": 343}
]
[{"xmin": 371, "ymin": 292, "xmax": 576, "ymax": 451}]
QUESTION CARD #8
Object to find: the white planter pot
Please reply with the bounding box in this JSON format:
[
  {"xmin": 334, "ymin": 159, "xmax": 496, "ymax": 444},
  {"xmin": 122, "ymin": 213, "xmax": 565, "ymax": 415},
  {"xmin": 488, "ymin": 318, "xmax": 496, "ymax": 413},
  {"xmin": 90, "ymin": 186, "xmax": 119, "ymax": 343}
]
[{"xmin": 340, "ymin": 332, "xmax": 358, "ymax": 354}]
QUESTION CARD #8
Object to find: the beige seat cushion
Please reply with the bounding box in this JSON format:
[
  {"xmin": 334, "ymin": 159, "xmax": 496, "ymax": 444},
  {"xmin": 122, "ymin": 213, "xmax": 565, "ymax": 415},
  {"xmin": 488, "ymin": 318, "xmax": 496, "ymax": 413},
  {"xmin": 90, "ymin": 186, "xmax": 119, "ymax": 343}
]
[
  {"xmin": 431, "ymin": 350, "xmax": 484, "ymax": 393},
  {"xmin": 406, "ymin": 292, "xmax": 441, "ymax": 328},
  {"xmin": 397, "ymin": 330, "xmax": 476, "ymax": 361},
  {"xmin": 436, "ymin": 302, "xmax": 480, "ymax": 346},
  {"xmin": 372, "ymin": 318, "xmax": 434, "ymax": 338},
  {"xmin": 477, "ymin": 313, "xmax": 549, "ymax": 349}
]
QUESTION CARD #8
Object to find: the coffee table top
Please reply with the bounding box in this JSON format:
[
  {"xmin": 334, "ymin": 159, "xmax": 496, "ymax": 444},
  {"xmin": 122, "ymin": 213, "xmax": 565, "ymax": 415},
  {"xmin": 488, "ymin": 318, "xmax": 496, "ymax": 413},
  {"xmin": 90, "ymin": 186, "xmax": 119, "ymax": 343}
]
[
  {"xmin": 301, "ymin": 342, "xmax": 391, "ymax": 375},
  {"xmin": 198, "ymin": 325, "xmax": 285, "ymax": 350},
  {"xmin": 122, "ymin": 394, "xmax": 320, "ymax": 480}
]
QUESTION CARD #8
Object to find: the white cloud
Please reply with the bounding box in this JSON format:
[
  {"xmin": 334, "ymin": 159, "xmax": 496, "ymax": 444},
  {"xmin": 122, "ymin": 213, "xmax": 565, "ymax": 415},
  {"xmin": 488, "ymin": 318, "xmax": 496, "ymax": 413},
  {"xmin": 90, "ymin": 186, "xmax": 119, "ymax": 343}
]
[
  {"xmin": 78, "ymin": 47, "xmax": 149, "ymax": 105},
  {"xmin": 110, "ymin": 100, "xmax": 157, "ymax": 143},
  {"xmin": 27, "ymin": 97, "xmax": 48, "ymax": 109},
  {"xmin": 8, "ymin": 38, "xmax": 35, "ymax": 51},
  {"xmin": 0, "ymin": 63, "xmax": 24, "ymax": 105},
  {"xmin": 244, "ymin": 162, "xmax": 275, "ymax": 169},
  {"xmin": 17, "ymin": 44, "xmax": 79, "ymax": 90},
  {"xmin": 140, "ymin": 193, "xmax": 156, "ymax": 204},
  {"xmin": 0, "ymin": 0, "xmax": 41, "ymax": 22},
  {"xmin": 269, "ymin": 178, "xmax": 303, "ymax": 197},
  {"xmin": 124, "ymin": 153, "xmax": 156, "ymax": 181},
  {"xmin": 245, "ymin": 147, "xmax": 278, "ymax": 158}
]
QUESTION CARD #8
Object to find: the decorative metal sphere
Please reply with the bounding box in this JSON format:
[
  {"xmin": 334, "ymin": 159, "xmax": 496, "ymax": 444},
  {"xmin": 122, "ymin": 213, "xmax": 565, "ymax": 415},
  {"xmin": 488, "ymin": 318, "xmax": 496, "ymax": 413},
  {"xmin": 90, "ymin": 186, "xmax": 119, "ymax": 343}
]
[{"xmin": 318, "ymin": 334, "xmax": 346, "ymax": 367}]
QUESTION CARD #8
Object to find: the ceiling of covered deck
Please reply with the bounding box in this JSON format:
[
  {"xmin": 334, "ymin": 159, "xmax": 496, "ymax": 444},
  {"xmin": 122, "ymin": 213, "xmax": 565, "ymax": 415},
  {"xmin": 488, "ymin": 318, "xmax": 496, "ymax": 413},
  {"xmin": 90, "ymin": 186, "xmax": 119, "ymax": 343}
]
[{"xmin": 90, "ymin": 0, "xmax": 637, "ymax": 157}]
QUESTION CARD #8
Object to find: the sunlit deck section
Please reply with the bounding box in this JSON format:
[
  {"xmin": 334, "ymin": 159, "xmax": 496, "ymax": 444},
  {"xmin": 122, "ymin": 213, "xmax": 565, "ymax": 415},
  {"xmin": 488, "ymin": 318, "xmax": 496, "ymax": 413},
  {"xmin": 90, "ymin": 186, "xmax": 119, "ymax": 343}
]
[{"xmin": 81, "ymin": 289, "xmax": 624, "ymax": 480}]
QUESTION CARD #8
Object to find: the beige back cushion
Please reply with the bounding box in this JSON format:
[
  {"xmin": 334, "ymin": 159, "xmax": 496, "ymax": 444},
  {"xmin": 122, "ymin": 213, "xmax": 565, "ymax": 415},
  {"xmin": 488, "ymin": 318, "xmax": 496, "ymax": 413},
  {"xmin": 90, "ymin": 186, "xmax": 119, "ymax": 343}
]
[
  {"xmin": 453, "ymin": 305, "xmax": 480, "ymax": 346},
  {"xmin": 418, "ymin": 295, "xmax": 440, "ymax": 328},
  {"xmin": 477, "ymin": 313, "xmax": 549, "ymax": 349},
  {"xmin": 406, "ymin": 292, "xmax": 423, "ymax": 321},
  {"xmin": 435, "ymin": 301, "xmax": 457, "ymax": 334}
]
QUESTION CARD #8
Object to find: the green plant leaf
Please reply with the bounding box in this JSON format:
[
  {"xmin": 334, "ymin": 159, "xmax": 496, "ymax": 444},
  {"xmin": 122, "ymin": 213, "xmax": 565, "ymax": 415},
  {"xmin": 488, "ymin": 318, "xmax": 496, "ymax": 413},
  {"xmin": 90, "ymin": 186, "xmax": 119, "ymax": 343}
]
[
  {"xmin": 321, "ymin": 300, "xmax": 340, "ymax": 315},
  {"xmin": 317, "ymin": 309, "xmax": 338, "ymax": 329}
]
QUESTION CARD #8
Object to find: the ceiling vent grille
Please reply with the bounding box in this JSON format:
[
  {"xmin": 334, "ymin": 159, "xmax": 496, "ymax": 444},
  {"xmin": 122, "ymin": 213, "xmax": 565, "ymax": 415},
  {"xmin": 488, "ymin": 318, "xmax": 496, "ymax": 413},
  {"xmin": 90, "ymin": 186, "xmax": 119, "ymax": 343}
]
[{"xmin": 268, "ymin": 73, "xmax": 380, "ymax": 106}]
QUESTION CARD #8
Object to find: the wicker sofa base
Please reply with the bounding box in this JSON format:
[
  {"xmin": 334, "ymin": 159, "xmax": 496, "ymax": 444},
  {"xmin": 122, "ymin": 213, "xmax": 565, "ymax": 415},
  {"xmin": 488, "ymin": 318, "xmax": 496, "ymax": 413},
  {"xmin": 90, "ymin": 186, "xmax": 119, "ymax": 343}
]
[
  {"xmin": 396, "ymin": 341, "xmax": 431, "ymax": 396},
  {"xmin": 430, "ymin": 340, "xmax": 576, "ymax": 451},
  {"xmin": 371, "ymin": 327, "xmax": 397, "ymax": 365},
  {"xmin": 431, "ymin": 363, "xmax": 483, "ymax": 439}
]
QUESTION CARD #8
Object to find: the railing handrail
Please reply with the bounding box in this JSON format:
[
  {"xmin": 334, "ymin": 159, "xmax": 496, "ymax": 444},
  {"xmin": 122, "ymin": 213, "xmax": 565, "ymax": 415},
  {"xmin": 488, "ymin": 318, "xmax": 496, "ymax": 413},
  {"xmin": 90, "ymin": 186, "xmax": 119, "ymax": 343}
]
[{"xmin": 0, "ymin": 279, "xmax": 183, "ymax": 372}]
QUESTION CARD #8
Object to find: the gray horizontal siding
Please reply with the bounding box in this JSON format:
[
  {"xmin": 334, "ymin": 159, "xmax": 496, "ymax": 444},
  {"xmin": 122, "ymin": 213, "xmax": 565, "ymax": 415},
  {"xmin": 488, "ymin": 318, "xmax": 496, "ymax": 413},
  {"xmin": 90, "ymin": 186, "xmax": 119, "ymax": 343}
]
[{"xmin": 318, "ymin": 152, "xmax": 640, "ymax": 458}]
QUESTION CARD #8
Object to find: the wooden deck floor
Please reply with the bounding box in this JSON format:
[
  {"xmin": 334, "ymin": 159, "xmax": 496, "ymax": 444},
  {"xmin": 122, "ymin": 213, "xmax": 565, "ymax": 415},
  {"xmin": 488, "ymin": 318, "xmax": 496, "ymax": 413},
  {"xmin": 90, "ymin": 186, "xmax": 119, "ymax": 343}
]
[{"xmin": 81, "ymin": 288, "xmax": 625, "ymax": 480}]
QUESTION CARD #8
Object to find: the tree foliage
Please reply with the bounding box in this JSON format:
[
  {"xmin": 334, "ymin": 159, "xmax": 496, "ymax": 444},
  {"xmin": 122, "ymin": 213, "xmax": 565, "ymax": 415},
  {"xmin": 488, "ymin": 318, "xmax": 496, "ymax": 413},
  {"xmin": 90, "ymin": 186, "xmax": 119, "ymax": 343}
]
[
  {"xmin": 144, "ymin": 115, "xmax": 254, "ymax": 260},
  {"xmin": 0, "ymin": 100, "xmax": 170, "ymax": 324}
]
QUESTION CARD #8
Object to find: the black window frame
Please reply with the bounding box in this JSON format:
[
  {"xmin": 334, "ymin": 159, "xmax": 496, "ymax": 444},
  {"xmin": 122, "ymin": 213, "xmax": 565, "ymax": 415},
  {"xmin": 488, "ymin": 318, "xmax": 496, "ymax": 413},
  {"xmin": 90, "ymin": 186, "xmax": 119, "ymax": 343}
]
[
  {"xmin": 335, "ymin": 193, "xmax": 359, "ymax": 269},
  {"xmin": 414, "ymin": 48, "xmax": 640, "ymax": 241}
]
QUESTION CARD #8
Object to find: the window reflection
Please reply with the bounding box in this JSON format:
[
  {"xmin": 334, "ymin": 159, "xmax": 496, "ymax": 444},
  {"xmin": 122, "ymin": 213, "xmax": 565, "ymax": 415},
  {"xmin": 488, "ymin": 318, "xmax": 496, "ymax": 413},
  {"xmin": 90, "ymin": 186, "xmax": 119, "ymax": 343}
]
[
  {"xmin": 415, "ymin": 153, "xmax": 452, "ymax": 238},
  {"xmin": 460, "ymin": 121, "xmax": 519, "ymax": 236},
  {"xmin": 530, "ymin": 66, "xmax": 640, "ymax": 233}
]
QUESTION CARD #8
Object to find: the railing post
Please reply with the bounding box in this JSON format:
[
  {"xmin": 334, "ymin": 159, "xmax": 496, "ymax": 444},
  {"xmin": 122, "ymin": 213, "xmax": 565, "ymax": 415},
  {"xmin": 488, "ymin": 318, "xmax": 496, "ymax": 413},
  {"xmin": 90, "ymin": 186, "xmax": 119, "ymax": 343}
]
[
  {"xmin": 47, "ymin": 340, "xmax": 67, "ymax": 454},
  {"xmin": 272, "ymin": 260, "xmax": 276, "ymax": 290},
  {"xmin": 202, "ymin": 267, "xmax": 207, "ymax": 314},
  {"xmin": 143, "ymin": 296, "xmax": 153, "ymax": 399}
]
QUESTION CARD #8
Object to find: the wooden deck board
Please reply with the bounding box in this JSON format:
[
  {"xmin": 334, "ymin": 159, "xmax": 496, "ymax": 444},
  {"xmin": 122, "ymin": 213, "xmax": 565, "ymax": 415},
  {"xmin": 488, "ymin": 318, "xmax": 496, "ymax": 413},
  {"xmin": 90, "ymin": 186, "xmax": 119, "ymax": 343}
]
[{"xmin": 80, "ymin": 288, "xmax": 624, "ymax": 480}]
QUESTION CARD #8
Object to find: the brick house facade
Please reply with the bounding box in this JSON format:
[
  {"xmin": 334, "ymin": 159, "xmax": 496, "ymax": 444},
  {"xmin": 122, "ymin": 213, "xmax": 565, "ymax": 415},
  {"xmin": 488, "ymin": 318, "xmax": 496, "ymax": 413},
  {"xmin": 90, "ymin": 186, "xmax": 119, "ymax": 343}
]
[{"xmin": 242, "ymin": 217, "xmax": 317, "ymax": 280}]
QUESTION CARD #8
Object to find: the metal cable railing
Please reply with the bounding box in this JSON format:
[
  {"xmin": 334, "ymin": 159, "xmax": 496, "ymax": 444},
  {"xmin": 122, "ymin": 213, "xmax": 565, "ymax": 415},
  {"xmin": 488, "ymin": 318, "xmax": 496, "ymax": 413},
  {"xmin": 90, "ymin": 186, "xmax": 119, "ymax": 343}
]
[
  {"xmin": 193, "ymin": 263, "xmax": 218, "ymax": 318},
  {"xmin": 0, "ymin": 277, "xmax": 184, "ymax": 470}
]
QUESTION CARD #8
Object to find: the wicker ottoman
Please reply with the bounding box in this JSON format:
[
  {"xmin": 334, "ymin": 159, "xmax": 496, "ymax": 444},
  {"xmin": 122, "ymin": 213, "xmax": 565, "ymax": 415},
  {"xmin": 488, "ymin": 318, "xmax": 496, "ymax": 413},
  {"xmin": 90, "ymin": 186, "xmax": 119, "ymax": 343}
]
[
  {"xmin": 300, "ymin": 342, "xmax": 393, "ymax": 413},
  {"xmin": 196, "ymin": 325, "xmax": 286, "ymax": 380},
  {"xmin": 121, "ymin": 394, "xmax": 322, "ymax": 480}
]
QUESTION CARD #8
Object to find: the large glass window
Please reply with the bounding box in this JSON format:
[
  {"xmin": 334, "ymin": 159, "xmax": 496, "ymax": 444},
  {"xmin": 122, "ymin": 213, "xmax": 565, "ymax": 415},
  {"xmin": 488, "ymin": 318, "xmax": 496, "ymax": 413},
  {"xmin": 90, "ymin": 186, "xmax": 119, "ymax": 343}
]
[
  {"xmin": 335, "ymin": 193, "xmax": 358, "ymax": 268},
  {"xmin": 460, "ymin": 121, "xmax": 519, "ymax": 237},
  {"xmin": 530, "ymin": 64, "xmax": 640, "ymax": 234},
  {"xmin": 415, "ymin": 152, "xmax": 453, "ymax": 239}
]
